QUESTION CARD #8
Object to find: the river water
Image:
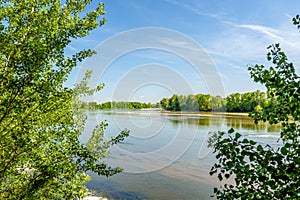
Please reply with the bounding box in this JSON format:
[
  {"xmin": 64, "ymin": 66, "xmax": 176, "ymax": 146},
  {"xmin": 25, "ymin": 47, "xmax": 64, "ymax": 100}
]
[{"xmin": 81, "ymin": 110, "xmax": 281, "ymax": 200}]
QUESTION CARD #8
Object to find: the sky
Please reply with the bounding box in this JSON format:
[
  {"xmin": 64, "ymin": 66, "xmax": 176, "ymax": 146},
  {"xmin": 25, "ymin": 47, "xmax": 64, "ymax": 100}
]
[{"xmin": 65, "ymin": 0, "xmax": 300, "ymax": 103}]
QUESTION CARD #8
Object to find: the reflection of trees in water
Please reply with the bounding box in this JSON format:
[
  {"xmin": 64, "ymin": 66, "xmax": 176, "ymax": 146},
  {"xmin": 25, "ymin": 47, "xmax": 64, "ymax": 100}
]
[
  {"xmin": 169, "ymin": 115, "xmax": 281, "ymax": 133},
  {"xmin": 226, "ymin": 116, "xmax": 255, "ymax": 130},
  {"xmin": 267, "ymin": 124, "xmax": 281, "ymax": 132},
  {"xmin": 170, "ymin": 116, "xmax": 224, "ymax": 127},
  {"xmin": 225, "ymin": 116, "xmax": 280, "ymax": 132},
  {"xmin": 170, "ymin": 117, "xmax": 212, "ymax": 127},
  {"xmin": 171, "ymin": 119, "xmax": 180, "ymax": 126}
]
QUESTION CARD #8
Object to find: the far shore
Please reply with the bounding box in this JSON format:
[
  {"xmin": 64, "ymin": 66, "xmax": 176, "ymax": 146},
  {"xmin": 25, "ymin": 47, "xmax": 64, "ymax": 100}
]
[
  {"xmin": 99, "ymin": 109, "xmax": 251, "ymax": 118},
  {"xmin": 160, "ymin": 110, "xmax": 250, "ymax": 117}
]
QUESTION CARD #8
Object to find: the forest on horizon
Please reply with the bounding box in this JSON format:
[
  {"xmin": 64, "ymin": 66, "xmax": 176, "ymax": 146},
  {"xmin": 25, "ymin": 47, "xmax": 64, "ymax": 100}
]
[{"xmin": 81, "ymin": 90, "xmax": 270, "ymax": 113}]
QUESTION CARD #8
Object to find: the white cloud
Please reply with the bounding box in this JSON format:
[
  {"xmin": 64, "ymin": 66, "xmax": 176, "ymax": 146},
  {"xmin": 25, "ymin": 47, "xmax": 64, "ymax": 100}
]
[
  {"xmin": 165, "ymin": 0, "xmax": 299, "ymax": 68},
  {"xmin": 164, "ymin": 0, "xmax": 223, "ymax": 21},
  {"xmin": 67, "ymin": 45, "xmax": 76, "ymax": 51},
  {"xmin": 235, "ymin": 24, "xmax": 283, "ymax": 41},
  {"xmin": 204, "ymin": 17, "xmax": 300, "ymax": 95}
]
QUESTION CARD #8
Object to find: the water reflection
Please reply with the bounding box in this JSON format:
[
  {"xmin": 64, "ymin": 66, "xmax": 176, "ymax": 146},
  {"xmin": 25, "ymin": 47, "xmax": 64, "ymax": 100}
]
[
  {"xmin": 167, "ymin": 113, "xmax": 281, "ymax": 133},
  {"xmin": 85, "ymin": 110, "xmax": 281, "ymax": 199},
  {"xmin": 170, "ymin": 117, "xmax": 213, "ymax": 127}
]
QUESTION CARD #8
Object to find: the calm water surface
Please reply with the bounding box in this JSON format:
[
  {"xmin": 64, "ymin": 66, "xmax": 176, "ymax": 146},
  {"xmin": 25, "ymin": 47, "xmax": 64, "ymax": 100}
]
[{"xmin": 82, "ymin": 110, "xmax": 281, "ymax": 200}]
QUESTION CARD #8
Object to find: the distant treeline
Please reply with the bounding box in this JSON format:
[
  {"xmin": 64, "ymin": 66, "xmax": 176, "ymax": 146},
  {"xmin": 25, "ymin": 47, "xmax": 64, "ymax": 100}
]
[
  {"xmin": 159, "ymin": 90, "xmax": 268, "ymax": 112},
  {"xmin": 80, "ymin": 101, "xmax": 153, "ymax": 110},
  {"xmin": 80, "ymin": 90, "xmax": 270, "ymax": 112}
]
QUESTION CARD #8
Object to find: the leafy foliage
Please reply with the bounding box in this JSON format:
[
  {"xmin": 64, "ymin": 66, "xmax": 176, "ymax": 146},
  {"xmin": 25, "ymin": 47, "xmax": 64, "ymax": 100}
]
[
  {"xmin": 159, "ymin": 91, "xmax": 266, "ymax": 112},
  {"xmin": 80, "ymin": 101, "xmax": 153, "ymax": 110},
  {"xmin": 209, "ymin": 18, "xmax": 300, "ymax": 199},
  {"xmin": 0, "ymin": 1, "xmax": 128, "ymax": 199}
]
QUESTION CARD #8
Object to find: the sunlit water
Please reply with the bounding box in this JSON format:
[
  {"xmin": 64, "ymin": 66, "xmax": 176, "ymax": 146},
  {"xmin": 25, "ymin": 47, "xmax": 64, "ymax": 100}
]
[{"xmin": 81, "ymin": 110, "xmax": 281, "ymax": 200}]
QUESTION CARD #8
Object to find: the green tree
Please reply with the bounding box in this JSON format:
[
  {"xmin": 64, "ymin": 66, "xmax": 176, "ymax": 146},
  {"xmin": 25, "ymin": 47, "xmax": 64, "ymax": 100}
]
[
  {"xmin": 226, "ymin": 93, "xmax": 242, "ymax": 112},
  {"xmin": 241, "ymin": 92, "xmax": 255, "ymax": 112},
  {"xmin": 160, "ymin": 97, "xmax": 169, "ymax": 110},
  {"xmin": 168, "ymin": 94, "xmax": 181, "ymax": 111},
  {"xmin": 252, "ymin": 90, "xmax": 268, "ymax": 112},
  {"xmin": 0, "ymin": 1, "xmax": 128, "ymax": 199},
  {"xmin": 184, "ymin": 94, "xmax": 199, "ymax": 111},
  {"xmin": 197, "ymin": 94, "xmax": 212, "ymax": 111},
  {"xmin": 101, "ymin": 102, "xmax": 112, "ymax": 109},
  {"xmin": 238, "ymin": 90, "xmax": 267, "ymax": 112},
  {"xmin": 87, "ymin": 102, "xmax": 100, "ymax": 110},
  {"xmin": 209, "ymin": 18, "xmax": 300, "ymax": 199},
  {"xmin": 212, "ymin": 95, "xmax": 226, "ymax": 111}
]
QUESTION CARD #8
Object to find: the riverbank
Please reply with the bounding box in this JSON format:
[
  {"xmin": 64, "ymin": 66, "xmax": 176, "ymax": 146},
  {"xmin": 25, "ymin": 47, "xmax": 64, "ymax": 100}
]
[
  {"xmin": 160, "ymin": 111, "xmax": 250, "ymax": 117},
  {"xmin": 107, "ymin": 110, "xmax": 250, "ymax": 118}
]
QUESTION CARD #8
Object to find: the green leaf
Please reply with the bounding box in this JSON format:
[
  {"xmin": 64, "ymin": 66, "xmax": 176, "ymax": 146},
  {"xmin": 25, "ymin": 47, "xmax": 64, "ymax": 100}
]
[
  {"xmin": 280, "ymin": 147, "xmax": 288, "ymax": 155},
  {"xmin": 213, "ymin": 187, "xmax": 218, "ymax": 193},
  {"xmin": 209, "ymin": 169, "xmax": 217, "ymax": 176},
  {"xmin": 295, "ymin": 157, "xmax": 300, "ymax": 165},
  {"xmin": 225, "ymin": 173, "xmax": 230, "ymax": 179},
  {"xmin": 228, "ymin": 128, "xmax": 235, "ymax": 134},
  {"xmin": 250, "ymin": 140, "xmax": 257, "ymax": 145},
  {"xmin": 218, "ymin": 173, "xmax": 223, "ymax": 181},
  {"xmin": 235, "ymin": 132, "xmax": 242, "ymax": 139},
  {"xmin": 257, "ymin": 145, "xmax": 264, "ymax": 152},
  {"xmin": 242, "ymin": 138, "xmax": 249, "ymax": 143}
]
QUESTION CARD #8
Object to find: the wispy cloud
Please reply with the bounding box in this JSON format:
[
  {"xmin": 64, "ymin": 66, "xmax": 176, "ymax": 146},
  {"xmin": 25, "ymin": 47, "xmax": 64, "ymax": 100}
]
[
  {"xmin": 67, "ymin": 45, "xmax": 76, "ymax": 51},
  {"xmin": 163, "ymin": 0, "xmax": 295, "ymax": 67},
  {"xmin": 164, "ymin": 0, "xmax": 296, "ymax": 63},
  {"xmin": 159, "ymin": 38, "xmax": 204, "ymax": 53},
  {"xmin": 221, "ymin": 21, "xmax": 300, "ymax": 68},
  {"xmin": 205, "ymin": 17, "xmax": 300, "ymax": 95},
  {"xmin": 164, "ymin": 0, "xmax": 220, "ymax": 20},
  {"xmin": 228, "ymin": 63, "xmax": 248, "ymax": 71},
  {"xmin": 207, "ymin": 31, "xmax": 269, "ymax": 63},
  {"xmin": 235, "ymin": 24, "xmax": 283, "ymax": 41}
]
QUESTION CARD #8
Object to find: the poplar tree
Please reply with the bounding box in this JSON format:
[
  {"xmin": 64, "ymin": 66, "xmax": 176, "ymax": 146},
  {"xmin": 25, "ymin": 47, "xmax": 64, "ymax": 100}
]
[{"xmin": 0, "ymin": 1, "xmax": 128, "ymax": 199}]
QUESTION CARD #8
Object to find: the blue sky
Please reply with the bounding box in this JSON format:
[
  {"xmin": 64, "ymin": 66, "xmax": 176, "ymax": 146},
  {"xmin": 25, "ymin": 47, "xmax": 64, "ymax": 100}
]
[{"xmin": 65, "ymin": 0, "xmax": 300, "ymax": 103}]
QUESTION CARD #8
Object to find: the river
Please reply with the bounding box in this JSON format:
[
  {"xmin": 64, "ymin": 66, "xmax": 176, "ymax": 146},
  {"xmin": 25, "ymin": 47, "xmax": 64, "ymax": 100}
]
[{"xmin": 81, "ymin": 110, "xmax": 281, "ymax": 199}]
